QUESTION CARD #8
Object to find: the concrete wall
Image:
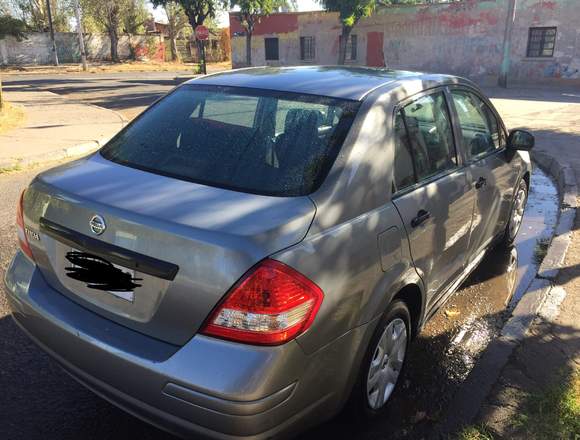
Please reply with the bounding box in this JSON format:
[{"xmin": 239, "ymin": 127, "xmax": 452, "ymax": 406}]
[
  {"xmin": 229, "ymin": 0, "xmax": 580, "ymax": 83},
  {"xmin": 0, "ymin": 32, "xmax": 165, "ymax": 65}
]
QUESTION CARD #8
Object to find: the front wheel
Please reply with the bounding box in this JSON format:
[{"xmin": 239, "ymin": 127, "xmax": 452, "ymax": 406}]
[
  {"xmin": 502, "ymin": 179, "xmax": 528, "ymax": 246},
  {"xmin": 348, "ymin": 300, "xmax": 410, "ymax": 419}
]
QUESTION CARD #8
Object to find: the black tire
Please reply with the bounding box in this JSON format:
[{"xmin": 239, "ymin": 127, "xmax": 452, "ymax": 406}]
[
  {"xmin": 347, "ymin": 300, "xmax": 411, "ymax": 420},
  {"xmin": 501, "ymin": 179, "xmax": 528, "ymax": 247}
]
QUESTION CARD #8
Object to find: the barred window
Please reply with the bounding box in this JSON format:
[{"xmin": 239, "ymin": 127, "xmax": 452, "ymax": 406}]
[
  {"xmin": 300, "ymin": 36, "xmax": 315, "ymax": 61},
  {"xmin": 347, "ymin": 34, "xmax": 357, "ymax": 60},
  {"xmin": 527, "ymin": 27, "xmax": 557, "ymax": 58},
  {"xmin": 339, "ymin": 34, "xmax": 357, "ymax": 61},
  {"xmin": 265, "ymin": 38, "xmax": 279, "ymax": 61}
]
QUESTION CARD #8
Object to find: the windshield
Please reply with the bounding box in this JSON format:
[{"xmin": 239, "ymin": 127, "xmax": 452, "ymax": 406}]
[{"xmin": 101, "ymin": 85, "xmax": 360, "ymax": 196}]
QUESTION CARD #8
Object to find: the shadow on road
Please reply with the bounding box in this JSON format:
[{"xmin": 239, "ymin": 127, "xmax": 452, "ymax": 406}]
[{"xmin": 1, "ymin": 304, "xmax": 578, "ymax": 440}]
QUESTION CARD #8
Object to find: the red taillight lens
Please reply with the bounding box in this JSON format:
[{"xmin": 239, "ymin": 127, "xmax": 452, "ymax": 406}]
[
  {"xmin": 16, "ymin": 190, "xmax": 34, "ymax": 260},
  {"xmin": 201, "ymin": 259, "xmax": 324, "ymax": 346}
]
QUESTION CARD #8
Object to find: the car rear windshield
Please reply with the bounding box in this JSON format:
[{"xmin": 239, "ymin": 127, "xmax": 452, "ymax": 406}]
[{"xmin": 101, "ymin": 85, "xmax": 360, "ymax": 196}]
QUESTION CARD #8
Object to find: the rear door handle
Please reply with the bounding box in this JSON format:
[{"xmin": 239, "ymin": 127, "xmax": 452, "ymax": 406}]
[
  {"xmin": 411, "ymin": 209, "xmax": 430, "ymax": 228},
  {"xmin": 475, "ymin": 177, "xmax": 487, "ymax": 189}
]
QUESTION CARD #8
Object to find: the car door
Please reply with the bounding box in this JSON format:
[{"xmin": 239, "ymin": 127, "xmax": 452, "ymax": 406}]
[
  {"xmin": 448, "ymin": 88, "xmax": 516, "ymax": 261},
  {"xmin": 392, "ymin": 90, "xmax": 474, "ymax": 305}
]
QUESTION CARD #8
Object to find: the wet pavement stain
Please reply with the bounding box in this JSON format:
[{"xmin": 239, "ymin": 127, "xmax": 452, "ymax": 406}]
[{"xmin": 300, "ymin": 167, "xmax": 558, "ymax": 439}]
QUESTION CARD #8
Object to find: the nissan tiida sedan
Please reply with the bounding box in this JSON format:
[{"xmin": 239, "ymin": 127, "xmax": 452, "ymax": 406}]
[{"xmin": 5, "ymin": 67, "xmax": 533, "ymax": 439}]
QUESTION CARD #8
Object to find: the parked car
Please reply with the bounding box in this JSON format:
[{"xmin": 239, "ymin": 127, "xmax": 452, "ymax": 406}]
[{"xmin": 5, "ymin": 66, "xmax": 533, "ymax": 439}]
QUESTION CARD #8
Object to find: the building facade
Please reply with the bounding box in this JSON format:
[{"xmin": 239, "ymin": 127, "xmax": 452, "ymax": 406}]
[{"xmin": 229, "ymin": 0, "xmax": 580, "ymax": 84}]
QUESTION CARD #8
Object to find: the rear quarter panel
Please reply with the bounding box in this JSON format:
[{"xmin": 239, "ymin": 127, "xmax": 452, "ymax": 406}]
[{"xmin": 273, "ymin": 86, "xmax": 426, "ymax": 355}]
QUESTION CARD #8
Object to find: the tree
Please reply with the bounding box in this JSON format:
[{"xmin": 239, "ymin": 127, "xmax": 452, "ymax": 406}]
[
  {"xmin": 0, "ymin": 14, "xmax": 27, "ymax": 40},
  {"xmin": 9, "ymin": 0, "xmax": 70, "ymax": 32},
  {"xmin": 161, "ymin": 1, "xmax": 190, "ymax": 61},
  {"xmin": 81, "ymin": 0, "xmax": 129, "ymax": 63},
  {"xmin": 122, "ymin": 0, "xmax": 148, "ymax": 35},
  {"xmin": 226, "ymin": 0, "xmax": 273, "ymax": 67},
  {"xmin": 0, "ymin": 13, "xmax": 27, "ymax": 111},
  {"xmin": 321, "ymin": 0, "xmax": 375, "ymax": 65},
  {"xmin": 152, "ymin": 0, "xmax": 216, "ymax": 70},
  {"xmin": 322, "ymin": 0, "xmax": 423, "ymax": 64}
]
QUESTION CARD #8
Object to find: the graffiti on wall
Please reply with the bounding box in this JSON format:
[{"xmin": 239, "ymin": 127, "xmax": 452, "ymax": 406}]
[{"xmin": 544, "ymin": 62, "xmax": 580, "ymax": 79}]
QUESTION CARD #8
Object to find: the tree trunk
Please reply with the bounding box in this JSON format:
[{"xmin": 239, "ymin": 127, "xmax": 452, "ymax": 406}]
[
  {"xmin": 109, "ymin": 28, "xmax": 120, "ymax": 63},
  {"xmin": 170, "ymin": 37, "xmax": 178, "ymax": 62},
  {"xmin": 245, "ymin": 32, "xmax": 252, "ymax": 67},
  {"xmin": 195, "ymin": 38, "xmax": 204, "ymax": 71},
  {"xmin": 338, "ymin": 25, "xmax": 352, "ymax": 65}
]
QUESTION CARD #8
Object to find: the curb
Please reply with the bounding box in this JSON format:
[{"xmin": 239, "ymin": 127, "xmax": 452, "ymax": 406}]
[
  {"xmin": 433, "ymin": 152, "xmax": 578, "ymax": 437},
  {"xmin": 0, "ymin": 136, "xmax": 112, "ymax": 172}
]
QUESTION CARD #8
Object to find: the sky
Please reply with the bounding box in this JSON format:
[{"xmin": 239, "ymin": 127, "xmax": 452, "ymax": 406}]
[{"xmin": 148, "ymin": 0, "xmax": 323, "ymax": 27}]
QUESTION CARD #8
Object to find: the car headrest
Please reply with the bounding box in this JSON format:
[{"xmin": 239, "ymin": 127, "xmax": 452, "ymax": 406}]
[{"xmin": 284, "ymin": 109, "xmax": 320, "ymax": 133}]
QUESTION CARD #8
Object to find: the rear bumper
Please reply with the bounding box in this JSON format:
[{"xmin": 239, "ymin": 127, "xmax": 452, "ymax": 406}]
[{"xmin": 4, "ymin": 251, "xmax": 369, "ymax": 439}]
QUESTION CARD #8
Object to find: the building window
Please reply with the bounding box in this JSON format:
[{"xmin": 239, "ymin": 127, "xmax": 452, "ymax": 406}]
[
  {"xmin": 265, "ymin": 38, "xmax": 279, "ymax": 61},
  {"xmin": 527, "ymin": 27, "xmax": 557, "ymax": 58},
  {"xmin": 340, "ymin": 34, "xmax": 357, "ymax": 61},
  {"xmin": 300, "ymin": 36, "xmax": 315, "ymax": 61}
]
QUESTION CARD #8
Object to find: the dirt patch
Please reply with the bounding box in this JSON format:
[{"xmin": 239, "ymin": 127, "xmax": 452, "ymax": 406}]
[{"xmin": 0, "ymin": 102, "xmax": 25, "ymax": 134}]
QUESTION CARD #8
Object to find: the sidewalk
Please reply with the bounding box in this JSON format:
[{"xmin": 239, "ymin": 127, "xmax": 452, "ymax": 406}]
[
  {"xmin": 0, "ymin": 86, "xmax": 126, "ymax": 170},
  {"xmin": 472, "ymin": 87, "xmax": 580, "ymax": 438}
]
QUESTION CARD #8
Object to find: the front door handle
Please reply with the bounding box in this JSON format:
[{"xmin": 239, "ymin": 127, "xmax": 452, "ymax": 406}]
[
  {"xmin": 411, "ymin": 209, "xmax": 430, "ymax": 228},
  {"xmin": 475, "ymin": 176, "xmax": 487, "ymax": 189}
]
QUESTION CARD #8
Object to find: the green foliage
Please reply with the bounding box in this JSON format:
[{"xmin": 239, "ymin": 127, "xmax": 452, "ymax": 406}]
[
  {"xmin": 122, "ymin": 0, "xmax": 149, "ymax": 35},
  {"xmin": 456, "ymin": 425, "xmax": 494, "ymax": 440},
  {"xmin": 144, "ymin": 35, "xmax": 158, "ymax": 57},
  {"xmin": 80, "ymin": 0, "xmax": 129, "ymax": 33},
  {"xmin": 226, "ymin": 0, "xmax": 273, "ymax": 33},
  {"xmin": 9, "ymin": 0, "xmax": 71, "ymax": 32},
  {"xmin": 321, "ymin": 0, "xmax": 375, "ymax": 27},
  {"xmin": 0, "ymin": 14, "xmax": 27, "ymax": 40},
  {"xmin": 512, "ymin": 371, "xmax": 580, "ymax": 439},
  {"xmin": 152, "ymin": 0, "xmax": 217, "ymax": 28},
  {"xmin": 321, "ymin": 0, "xmax": 423, "ymax": 28}
]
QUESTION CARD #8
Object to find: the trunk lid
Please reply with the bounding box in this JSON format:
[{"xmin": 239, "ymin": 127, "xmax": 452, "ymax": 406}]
[{"xmin": 24, "ymin": 154, "xmax": 316, "ymax": 345}]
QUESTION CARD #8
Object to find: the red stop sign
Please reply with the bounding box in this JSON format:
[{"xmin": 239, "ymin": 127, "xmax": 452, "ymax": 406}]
[{"xmin": 196, "ymin": 25, "xmax": 209, "ymax": 41}]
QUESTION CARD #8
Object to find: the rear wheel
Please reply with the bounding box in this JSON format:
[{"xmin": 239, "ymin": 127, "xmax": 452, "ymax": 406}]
[
  {"xmin": 349, "ymin": 300, "xmax": 410, "ymax": 419},
  {"xmin": 503, "ymin": 179, "xmax": 528, "ymax": 246}
]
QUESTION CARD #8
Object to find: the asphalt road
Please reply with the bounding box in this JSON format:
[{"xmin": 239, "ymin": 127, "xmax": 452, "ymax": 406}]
[
  {"xmin": 0, "ymin": 73, "xmax": 560, "ymax": 439},
  {"xmin": 2, "ymin": 71, "xmax": 191, "ymax": 120}
]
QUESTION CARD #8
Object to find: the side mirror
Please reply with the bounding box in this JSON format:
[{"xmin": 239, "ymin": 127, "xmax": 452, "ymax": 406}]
[{"xmin": 508, "ymin": 129, "xmax": 534, "ymax": 151}]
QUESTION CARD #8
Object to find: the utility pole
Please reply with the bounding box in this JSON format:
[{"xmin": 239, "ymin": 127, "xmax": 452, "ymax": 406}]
[
  {"xmin": 45, "ymin": 0, "xmax": 59, "ymax": 66},
  {"xmin": 73, "ymin": 0, "xmax": 88, "ymax": 71},
  {"xmin": 498, "ymin": 0, "xmax": 517, "ymax": 88}
]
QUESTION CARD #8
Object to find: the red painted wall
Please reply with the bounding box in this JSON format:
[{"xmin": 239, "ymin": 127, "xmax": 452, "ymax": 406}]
[
  {"xmin": 229, "ymin": 13, "xmax": 299, "ymax": 36},
  {"xmin": 366, "ymin": 32, "xmax": 384, "ymax": 67}
]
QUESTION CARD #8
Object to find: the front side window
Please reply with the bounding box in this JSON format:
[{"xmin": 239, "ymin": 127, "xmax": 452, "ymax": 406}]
[
  {"xmin": 401, "ymin": 92, "xmax": 457, "ymax": 182},
  {"xmin": 451, "ymin": 90, "xmax": 502, "ymax": 160},
  {"xmin": 101, "ymin": 85, "xmax": 359, "ymax": 197},
  {"xmin": 265, "ymin": 38, "xmax": 279, "ymax": 61},
  {"xmin": 527, "ymin": 27, "xmax": 556, "ymax": 57}
]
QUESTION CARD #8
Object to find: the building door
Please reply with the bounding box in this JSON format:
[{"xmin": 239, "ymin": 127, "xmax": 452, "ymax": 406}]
[{"xmin": 366, "ymin": 32, "xmax": 385, "ymax": 67}]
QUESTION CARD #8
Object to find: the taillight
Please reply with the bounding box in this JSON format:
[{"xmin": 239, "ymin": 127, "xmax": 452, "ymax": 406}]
[
  {"xmin": 16, "ymin": 190, "xmax": 34, "ymax": 260},
  {"xmin": 201, "ymin": 259, "xmax": 324, "ymax": 346}
]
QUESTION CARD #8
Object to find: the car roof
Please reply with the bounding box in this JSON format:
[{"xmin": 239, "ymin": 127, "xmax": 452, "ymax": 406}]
[{"xmin": 186, "ymin": 66, "xmax": 469, "ymax": 101}]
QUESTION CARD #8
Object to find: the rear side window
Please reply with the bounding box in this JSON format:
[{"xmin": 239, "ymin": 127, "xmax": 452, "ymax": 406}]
[
  {"xmin": 393, "ymin": 111, "xmax": 415, "ymax": 192},
  {"xmin": 451, "ymin": 90, "xmax": 503, "ymax": 160},
  {"xmin": 402, "ymin": 92, "xmax": 457, "ymax": 182},
  {"xmin": 101, "ymin": 85, "xmax": 359, "ymax": 197}
]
